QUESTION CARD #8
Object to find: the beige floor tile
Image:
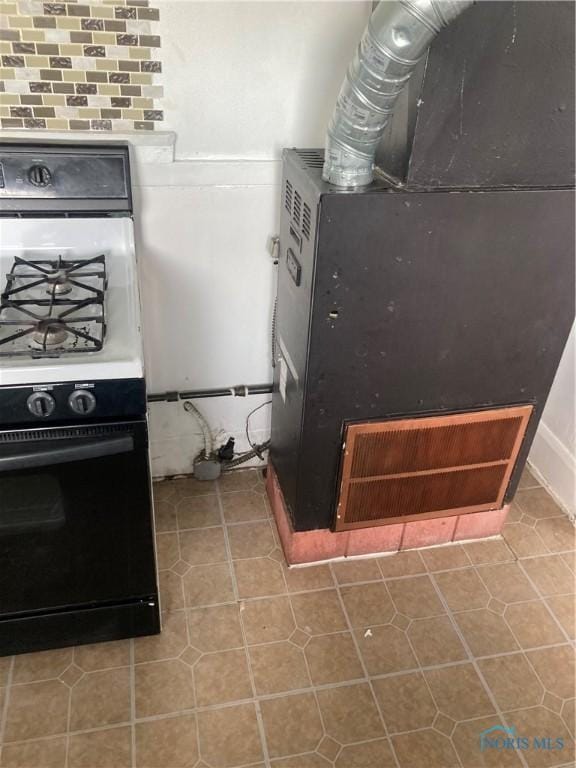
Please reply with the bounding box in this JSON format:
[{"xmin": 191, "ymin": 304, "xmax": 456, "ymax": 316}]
[
  {"xmin": 153, "ymin": 479, "xmax": 176, "ymax": 503},
  {"xmin": 526, "ymin": 645, "xmax": 576, "ymax": 700},
  {"xmin": 332, "ymin": 558, "xmax": 382, "ymax": 584},
  {"xmin": 156, "ymin": 531, "xmax": 180, "ymax": 570},
  {"xmin": 339, "ymin": 582, "xmax": 395, "ymax": 627},
  {"xmin": 194, "ymin": 648, "xmax": 252, "ymax": 705},
  {"xmin": 392, "ymin": 729, "xmax": 460, "ymax": 768},
  {"xmin": 387, "ymin": 575, "xmax": 446, "ymax": 618},
  {"xmin": 154, "ymin": 499, "xmax": 177, "ymax": 532},
  {"xmin": 463, "ymin": 539, "xmax": 515, "ymax": 565},
  {"xmin": 478, "ymin": 653, "xmax": 544, "ymax": 710},
  {"xmin": 335, "ymin": 739, "xmax": 396, "ymax": 767},
  {"xmin": 187, "ymin": 603, "xmax": 243, "ymax": 651},
  {"xmin": 355, "ymin": 624, "xmax": 417, "ymax": 675},
  {"xmin": 219, "ymin": 469, "xmax": 264, "ymax": 492},
  {"xmin": 317, "ymin": 683, "xmax": 384, "ymax": 744},
  {"xmin": 179, "ymin": 527, "xmax": 227, "ymax": 566},
  {"xmin": 0, "ymin": 657, "xmax": 11, "ymax": 687},
  {"xmin": 455, "ymin": 608, "xmax": 520, "ymax": 656},
  {"xmin": 424, "ymin": 663, "xmax": 495, "ymax": 720},
  {"xmin": 452, "ymin": 716, "xmax": 523, "ymax": 767},
  {"xmin": 476, "ymin": 562, "xmax": 539, "ymax": 603},
  {"xmin": 373, "ymin": 672, "xmax": 436, "ymax": 733},
  {"xmin": 522, "ymin": 555, "xmax": 576, "ymax": 596},
  {"xmin": 228, "ymin": 521, "xmax": 276, "ymax": 559},
  {"xmin": 134, "ymin": 611, "xmax": 188, "ymax": 663},
  {"xmin": 11, "ymin": 648, "xmax": 73, "ymax": 684},
  {"xmin": 135, "ymin": 659, "xmax": 195, "ymax": 717},
  {"xmin": 304, "ymin": 632, "xmax": 364, "ymax": 684},
  {"xmin": 260, "ymin": 693, "xmax": 323, "ymax": 758},
  {"xmin": 504, "ymin": 707, "xmax": 575, "ymax": 768},
  {"xmin": 135, "ymin": 714, "xmax": 198, "ymax": 768},
  {"xmin": 535, "ymin": 517, "xmax": 576, "ymax": 553},
  {"xmin": 183, "ymin": 563, "xmax": 235, "ymax": 607},
  {"xmin": 519, "ymin": 468, "xmax": 540, "ymax": 490},
  {"xmin": 517, "ymin": 489, "xmax": 565, "ymax": 519},
  {"xmin": 407, "ymin": 615, "xmax": 468, "ymax": 667},
  {"xmin": 4, "ymin": 680, "xmax": 69, "ymax": 742},
  {"xmin": 234, "ymin": 557, "xmax": 286, "ymax": 598},
  {"xmin": 434, "ymin": 569, "xmax": 490, "ymax": 612},
  {"xmin": 68, "ymin": 726, "xmax": 132, "ymax": 768},
  {"xmin": 159, "ymin": 569, "xmax": 186, "ymax": 611},
  {"xmin": 546, "ymin": 595, "xmax": 576, "ymax": 639},
  {"xmin": 241, "ymin": 596, "xmax": 295, "ymax": 644},
  {"xmin": 504, "ymin": 601, "xmax": 566, "ymax": 649},
  {"xmin": 502, "ymin": 522, "xmax": 550, "ymax": 558},
  {"xmin": 377, "ymin": 550, "xmax": 426, "ymax": 578},
  {"xmin": 0, "ymin": 736, "xmax": 67, "ymax": 768},
  {"xmin": 198, "ymin": 702, "xmax": 263, "ymax": 767},
  {"xmin": 172, "ymin": 477, "xmax": 216, "ymax": 498},
  {"xmin": 562, "ymin": 699, "xmax": 575, "ymax": 738},
  {"xmin": 221, "ymin": 491, "xmax": 268, "ymax": 523},
  {"xmin": 291, "ymin": 590, "xmax": 348, "ymax": 635},
  {"xmin": 271, "ymin": 756, "xmax": 330, "ymax": 767},
  {"xmin": 420, "ymin": 544, "xmax": 472, "ymax": 571},
  {"xmin": 250, "ymin": 641, "xmax": 310, "ymax": 694},
  {"xmin": 283, "ymin": 563, "xmax": 334, "ymax": 592},
  {"xmin": 70, "ymin": 666, "xmax": 131, "ymax": 731},
  {"xmin": 73, "ymin": 639, "xmax": 131, "ymax": 672},
  {"xmin": 176, "ymin": 494, "xmax": 221, "ymax": 529}
]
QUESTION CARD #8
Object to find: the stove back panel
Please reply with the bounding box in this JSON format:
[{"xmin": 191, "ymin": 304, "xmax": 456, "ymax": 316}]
[{"xmin": 270, "ymin": 153, "xmax": 575, "ymax": 532}]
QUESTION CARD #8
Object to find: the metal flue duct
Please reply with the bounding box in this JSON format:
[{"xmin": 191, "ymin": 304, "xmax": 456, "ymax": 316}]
[{"xmin": 323, "ymin": 0, "xmax": 474, "ymax": 188}]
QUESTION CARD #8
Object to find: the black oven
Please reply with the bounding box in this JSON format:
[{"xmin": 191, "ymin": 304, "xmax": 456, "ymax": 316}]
[{"xmin": 0, "ymin": 416, "xmax": 160, "ymax": 655}]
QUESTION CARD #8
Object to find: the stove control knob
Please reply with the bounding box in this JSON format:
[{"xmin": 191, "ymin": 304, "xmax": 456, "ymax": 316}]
[
  {"xmin": 68, "ymin": 389, "xmax": 96, "ymax": 416},
  {"xmin": 28, "ymin": 164, "xmax": 52, "ymax": 187},
  {"xmin": 27, "ymin": 391, "xmax": 56, "ymax": 418}
]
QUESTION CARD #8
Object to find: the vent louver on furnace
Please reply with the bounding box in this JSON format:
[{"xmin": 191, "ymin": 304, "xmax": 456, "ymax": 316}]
[
  {"xmin": 284, "ymin": 177, "xmax": 313, "ymax": 241},
  {"xmin": 335, "ymin": 406, "xmax": 532, "ymax": 531}
]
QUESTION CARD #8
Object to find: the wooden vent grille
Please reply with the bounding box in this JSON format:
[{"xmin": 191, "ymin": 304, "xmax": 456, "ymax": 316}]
[{"xmin": 335, "ymin": 406, "xmax": 532, "ymax": 531}]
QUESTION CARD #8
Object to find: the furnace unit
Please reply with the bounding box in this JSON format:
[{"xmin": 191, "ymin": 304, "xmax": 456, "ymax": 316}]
[{"xmin": 269, "ymin": 2, "xmax": 575, "ymax": 535}]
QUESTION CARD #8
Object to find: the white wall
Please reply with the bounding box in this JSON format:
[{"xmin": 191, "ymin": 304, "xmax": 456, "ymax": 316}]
[
  {"xmin": 136, "ymin": 1, "xmax": 371, "ymax": 477},
  {"xmin": 529, "ymin": 326, "xmax": 576, "ymax": 516}
]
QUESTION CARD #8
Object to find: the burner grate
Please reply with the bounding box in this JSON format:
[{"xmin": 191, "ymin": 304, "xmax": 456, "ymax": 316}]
[{"xmin": 0, "ymin": 254, "xmax": 107, "ymax": 358}]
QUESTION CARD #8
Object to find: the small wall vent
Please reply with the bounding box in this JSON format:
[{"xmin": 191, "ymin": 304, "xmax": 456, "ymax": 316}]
[
  {"xmin": 284, "ymin": 180, "xmax": 293, "ymax": 214},
  {"xmin": 302, "ymin": 203, "xmax": 312, "ymax": 240},
  {"xmin": 295, "ymin": 149, "xmax": 325, "ymax": 169},
  {"xmin": 335, "ymin": 406, "xmax": 532, "ymax": 530}
]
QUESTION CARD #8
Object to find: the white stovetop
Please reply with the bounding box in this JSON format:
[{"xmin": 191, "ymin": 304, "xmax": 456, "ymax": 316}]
[{"xmin": 0, "ymin": 217, "xmax": 144, "ymax": 386}]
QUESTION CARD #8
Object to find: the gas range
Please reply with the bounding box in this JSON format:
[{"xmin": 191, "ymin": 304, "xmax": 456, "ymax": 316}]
[{"xmin": 0, "ymin": 142, "xmax": 159, "ymax": 656}]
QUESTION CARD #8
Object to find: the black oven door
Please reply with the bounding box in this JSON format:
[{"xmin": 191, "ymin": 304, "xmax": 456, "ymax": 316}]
[{"xmin": 0, "ymin": 419, "xmax": 157, "ymax": 617}]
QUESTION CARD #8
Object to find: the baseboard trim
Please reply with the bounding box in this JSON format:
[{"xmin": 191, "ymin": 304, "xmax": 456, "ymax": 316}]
[{"xmin": 528, "ymin": 421, "xmax": 576, "ymax": 517}]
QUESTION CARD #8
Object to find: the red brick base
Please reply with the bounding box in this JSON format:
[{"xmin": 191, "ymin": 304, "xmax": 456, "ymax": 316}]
[{"xmin": 266, "ymin": 462, "xmax": 510, "ymax": 566}]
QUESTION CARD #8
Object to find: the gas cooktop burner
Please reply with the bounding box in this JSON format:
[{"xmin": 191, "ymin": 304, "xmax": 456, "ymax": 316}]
[{"xmin": 0, "ymin": 255, "xmax": 107, "ymax": 358}]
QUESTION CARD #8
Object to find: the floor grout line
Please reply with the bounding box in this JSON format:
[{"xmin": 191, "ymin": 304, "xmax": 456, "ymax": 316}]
[
  {"xmin": 214, "ymin": 477, "xmax": 272, "ymax": 768},
  {"xmin": 0, "ymin": 656, "xmax": 15, "ymax": 758},
  {"xmin": 328, "ymin": 562, "xmax": 403, "ymax": 768},
  {"xmin": 428, "ymin": 572, "xmax": 531, "ymax": 768}
]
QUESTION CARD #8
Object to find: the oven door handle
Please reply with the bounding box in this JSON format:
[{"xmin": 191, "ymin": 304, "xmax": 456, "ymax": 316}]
[{"xmin": 0, "ymin": 435, "xmax": 134, "ymax": 473}]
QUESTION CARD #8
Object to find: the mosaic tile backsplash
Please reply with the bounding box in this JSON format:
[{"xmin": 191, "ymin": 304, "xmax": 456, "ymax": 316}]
[{"xmin": 0, "ymin": 0, "xmax": 162, "ymax": 131}]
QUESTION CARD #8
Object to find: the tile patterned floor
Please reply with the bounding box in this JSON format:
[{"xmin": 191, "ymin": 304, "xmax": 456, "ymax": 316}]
[{"xmin": 0, "ymin": 468, "xmax": 575, "ymax": 768}]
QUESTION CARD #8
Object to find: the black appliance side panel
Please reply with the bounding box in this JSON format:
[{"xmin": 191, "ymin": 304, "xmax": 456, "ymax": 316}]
[
  {"xmin": 269, "ymin": 157, "xmax": 319, "ymax": 525},
  {"xmin": 295, "ymin": 188, "xmax": 575, "ymax": 531},
  {"xmin": 405, "ymin": 1, "xmax": 575, "ymax": 189}
]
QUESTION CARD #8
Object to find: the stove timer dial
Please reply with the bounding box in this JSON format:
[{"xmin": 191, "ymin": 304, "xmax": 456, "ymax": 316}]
[
  {"xmin": 68, "ymin": 389, "xmax": 97, "ymax": 416},
  {"xmin": 28, "ymin": 164, "xmax": 52, "ymax": 187},
  {"xmin": 27, "ymin": 391, "xmax": 56, "ymax": 418}
]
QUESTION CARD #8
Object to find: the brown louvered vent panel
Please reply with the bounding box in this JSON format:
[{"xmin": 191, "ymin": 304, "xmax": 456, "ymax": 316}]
[{"xmin": 335, "ymin": 406, "xmax": 532, "ymax": 531}]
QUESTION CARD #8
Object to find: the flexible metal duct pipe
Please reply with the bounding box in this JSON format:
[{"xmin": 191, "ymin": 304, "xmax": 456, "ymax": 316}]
[{"xmin": 323, "ymin": 0, "xmax": 474, "ymax": 188}]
